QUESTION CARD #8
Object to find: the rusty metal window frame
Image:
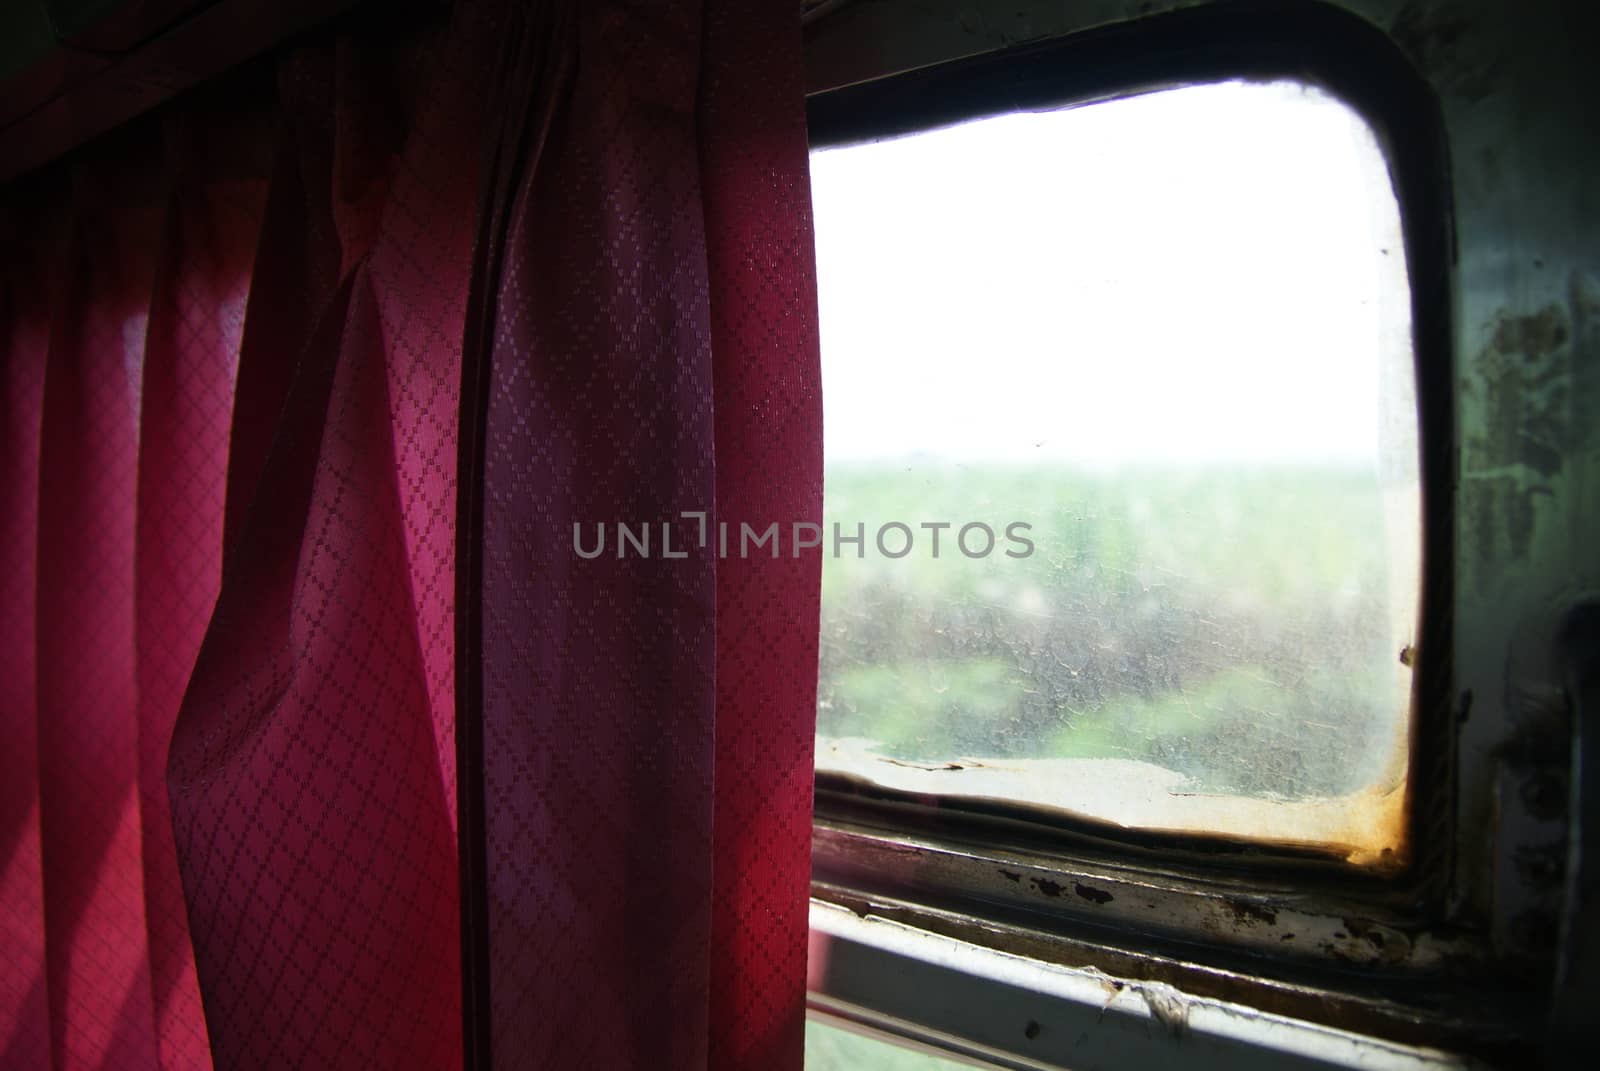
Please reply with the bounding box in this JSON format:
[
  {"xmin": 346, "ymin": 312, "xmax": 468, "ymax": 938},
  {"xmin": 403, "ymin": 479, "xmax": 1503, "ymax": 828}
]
[{"xmin": 798, "ymin": 1, "xmax": 1545, "ymax": 1062}]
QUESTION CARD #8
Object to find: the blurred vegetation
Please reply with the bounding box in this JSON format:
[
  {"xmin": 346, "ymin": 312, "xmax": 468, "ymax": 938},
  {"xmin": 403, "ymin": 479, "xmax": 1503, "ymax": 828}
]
[
  {"xmin": 805, "ymin": 1020, "xmax": 977, "ymax": 1070},
  {"xmin": 817, "ymin": 462, "xmax": 1410, "ymax": 799}
]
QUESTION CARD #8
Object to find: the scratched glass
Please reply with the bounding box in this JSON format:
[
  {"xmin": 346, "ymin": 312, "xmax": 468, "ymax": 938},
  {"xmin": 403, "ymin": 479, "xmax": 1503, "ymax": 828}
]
[{"xmin": 809, "ymin": 81, "xmax": 1421, "ymax": 864}]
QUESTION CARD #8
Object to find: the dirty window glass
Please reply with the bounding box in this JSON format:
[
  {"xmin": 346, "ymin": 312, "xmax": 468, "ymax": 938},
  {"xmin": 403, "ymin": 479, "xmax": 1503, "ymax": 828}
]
[
  {"xmin": 806, "ymin": 1018, "xmax": 988, "ymax": 1071},
  {"xmin": 809, "ymin": 81, "xmax": 1421, "ymax": 865}
]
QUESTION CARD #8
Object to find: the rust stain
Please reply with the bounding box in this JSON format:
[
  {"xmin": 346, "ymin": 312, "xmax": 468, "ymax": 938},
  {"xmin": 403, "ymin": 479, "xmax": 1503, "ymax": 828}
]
[
  {"xmin": 1225, "ymin": 899, "xmax": 1278, "ymax": 927},
  {"xmin": 1326, "ymin": 778, "xmax": 1410, "ymax": 870},
  {"xmin": 826, "ymin": 737, "xmax": 1411, "ymax": 864},
  {"xmin": 1490, "ymin": 305, "xmax": 1569, "ymax": 357},
  {"xmin": 1468, "ymin": 303, "xmax": 1570, "ymax": 476},
  {"xmin": 1073, "ymin": 882, "xmax": 1113, "ymax": 905},
  {"xmin": 1463, "ymin": 296, "xmax": 1579, "ymax": 582},
  {"xmin": 1342, "ymin": 917, "xmax": 1414, "ymax": 965},
  {"xmin": 1164, "ymin": 768, "xmax": 1410, "ymax": 869}
]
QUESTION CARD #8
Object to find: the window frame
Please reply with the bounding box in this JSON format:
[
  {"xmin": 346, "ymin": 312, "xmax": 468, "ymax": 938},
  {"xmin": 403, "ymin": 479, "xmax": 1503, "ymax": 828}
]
[{"xmin": 801, "ymin": 0, "xmax": 1522, "ymax": 1057}]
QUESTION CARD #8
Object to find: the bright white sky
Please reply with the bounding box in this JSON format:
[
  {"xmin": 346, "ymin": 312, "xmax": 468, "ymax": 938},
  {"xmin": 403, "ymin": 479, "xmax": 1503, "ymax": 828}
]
[{"xmin": 809, "ymin": 80, "xmax": 1416, "ymax": 468}]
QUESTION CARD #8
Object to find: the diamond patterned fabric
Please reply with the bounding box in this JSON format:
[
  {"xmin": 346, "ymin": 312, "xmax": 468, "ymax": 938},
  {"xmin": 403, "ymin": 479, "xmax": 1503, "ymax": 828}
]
[
  {"xmin": 463, "ymin": 2, "xmax": 822, "ymax": 1067},
  {"xmin": 700, "ymin": 5, "xmax": 824, "ymax": 1067},
  {"xmin": 136, "ymin": 112, "xmax": 272, "ymax": 1071},
  {"xmin": 35, "ymin": 162, "xmax": 165, "ymax": 1071},
  {"xmin": 1, "ymin": 192, "xmax": 68, "ymax": 1071},
  {"xmin": 1, "ymin": 1, "xmax": 819, "ymax": 1068},
  {"xmin": 164, "ymin": 26, "xmax": 486, "ymax": 1069}
]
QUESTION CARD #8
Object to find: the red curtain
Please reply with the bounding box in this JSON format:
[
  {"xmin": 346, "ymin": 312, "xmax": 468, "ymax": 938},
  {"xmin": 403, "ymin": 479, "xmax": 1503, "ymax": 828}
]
[
  {"xmin": 460, "ymin": 2, "xmax": 821, "ymax": 1067},
  {"xmin": 0, "ymin": 1, "xmax": 821, "ymax": 1068}
]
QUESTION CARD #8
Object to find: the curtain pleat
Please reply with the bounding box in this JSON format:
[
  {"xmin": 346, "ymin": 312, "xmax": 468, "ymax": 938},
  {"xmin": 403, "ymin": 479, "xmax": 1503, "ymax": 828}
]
[
  {"xmin": 698, "ymin": 3, "xmax": 824, "ymax": 1067},
  {"xmin": 167, "ymin": 267, "xmax": 464, "ymax": 1068},
  {"xmin": 1, "ymin": 23, "xmax": 485, "ymax": 1063},
  {"xmin": 460, "ymin": 1, "xmax": 822, "ymax": 1067},
  {"xmin": 135, "ymin": 119, "xmax": 268, "ymax": 1071},
  {"xmin": 0, "ymin": 200, "xmax": 65, "ymax": 1071},
  {"xmin": 163, "ymin": 26, "xmax": 487, "ymax": 1068},
  {"xmin": 36, "ymin": 171, "xmax": 164, "ymax": 1069},
  {"xmin": 2, "ymin": 2, "xmax": 820, "ymax": 1068},
  {"xmin": 473, "ymin": 0, "xmax": 720, "ymax": 1061}
]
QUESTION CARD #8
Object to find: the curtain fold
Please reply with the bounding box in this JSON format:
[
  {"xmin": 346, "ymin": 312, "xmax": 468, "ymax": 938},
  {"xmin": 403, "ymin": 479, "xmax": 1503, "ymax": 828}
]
[
  {"xmin": 165, "ymin": 25, "xmax": 488, "ymax": 1067},
  {"xmin": 459, "ymin": 2, "xmax": 820, "ymax": 1067},
  {"xmin": 36, "ymin": 159, "xmax": 165, "ymax": 1070},
  {"xmin": 1, "ymin": 190, "xmax": 68, "ymax": 1071},
  {"xmin": 135, "ymin": 110, "xmax": 271, "ymax": 1071},
  {"xmin": 470, "ymin": 0, "xmax": 722, "ymax": 1062},
  {"xmin": 699, "ymin": 2, "xmax": 824, "ymax": 1064},
  {"xmin": 167, "ymin": 265, "xmax": 464, "ymax": 1068},
  {"xmin": 1, "ymin": 2, "xmax": 820, "ymax": 1068}
]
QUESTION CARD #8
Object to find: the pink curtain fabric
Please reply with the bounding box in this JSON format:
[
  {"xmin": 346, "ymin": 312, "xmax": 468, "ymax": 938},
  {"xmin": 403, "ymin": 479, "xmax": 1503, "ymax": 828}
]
[
  {"xmin": 1, "ymin": 176, "xmax": 65, "ymax": 1071},
  {"xmin": 461, "ymin": 0, "xmax": 820, "ymax": 1066},
  {"xmin": 1, "ymin": 1, "xmax": 820, "ymax": 1069}
]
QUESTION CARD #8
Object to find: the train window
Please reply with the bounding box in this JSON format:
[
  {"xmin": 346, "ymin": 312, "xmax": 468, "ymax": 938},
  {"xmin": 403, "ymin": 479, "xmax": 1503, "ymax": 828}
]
[{"xmin": 810, "ymin": 80, "xmax": 1421, "ymax": 863}]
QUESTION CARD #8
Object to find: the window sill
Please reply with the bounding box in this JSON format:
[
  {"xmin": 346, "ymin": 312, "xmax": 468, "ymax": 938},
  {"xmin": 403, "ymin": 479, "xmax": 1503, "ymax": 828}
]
[{"xmin": 807, "ymin": 898, "xmax": 1471, "ymax": 1071}]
